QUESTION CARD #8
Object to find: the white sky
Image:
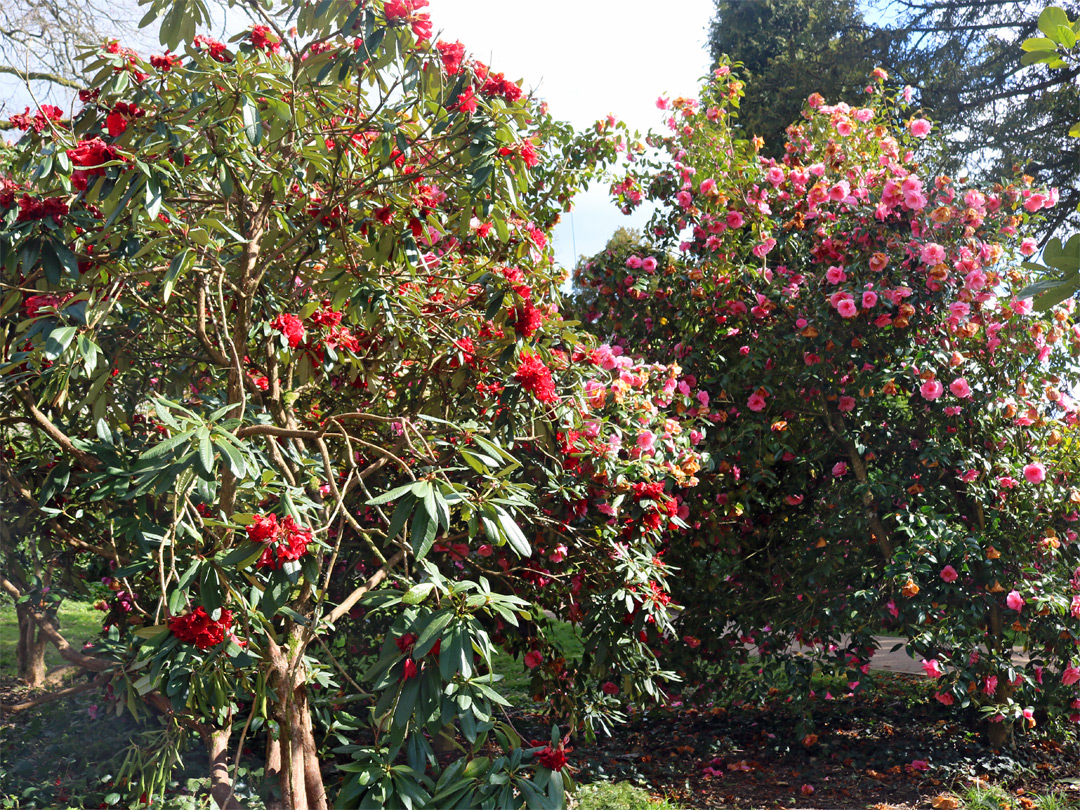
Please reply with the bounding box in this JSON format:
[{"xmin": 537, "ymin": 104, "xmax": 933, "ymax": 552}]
[
  {"xmin": 428, "ymin": 0, "xmax": 717, "ymax": 269},
  {"xmin": 2, "ymin": 0, "xmax": 717, "ymax": 269}
]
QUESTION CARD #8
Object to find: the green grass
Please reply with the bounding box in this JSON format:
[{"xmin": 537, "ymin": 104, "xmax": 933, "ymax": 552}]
[
  {"xmin": 573, "ymin": 781, "xmax": 686, "ymax": 810},
  {"xmin": 0, "ymin": 599, "xmax": 103, "ymax": 680}
]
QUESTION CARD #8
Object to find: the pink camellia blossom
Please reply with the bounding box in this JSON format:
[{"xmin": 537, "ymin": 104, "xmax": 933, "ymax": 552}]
[
  {"xmin": 935, "ymin": 691, "xmax": 955, "ymax": 706},
  {"xmin": 908, "ymin": 118, "xmax": 932, "ymax": 138},
  {"xmin": 825, "ymin": 265, "xmax": 846, "ymax": 284},
  {"xmin": 949, "ymin": 378, "xmax": 972, "ymax": 398},
  {"xmin": 984, "ymin": 675, "xmax": 998, "ymax": 696},
  {"xmin": 726, "ymin": 211, "xmax": 744, "ymax": 229},
  {"xmin": 549, "ymin": 544, "xmax": 568, "ymax": 563},
  {"xmin": 862, "ymin": 291, "xmax": 878, "ymax": 309},
  {"xmin": 909, "ymin": 760, "xmax": 929, "ymax": 773},
  {"xmin": 920, "ymin": 242, "xmax": 946, "ymax": 265},
  {"xmin": 700, "ymin": 178, "xmax": 717, "ymax": 195},
  {"xmin": 940, "ymin": 565, "xmax": 958, "ymax": 583},
  {"xmin": 676, "ymin": 190, "xmax": 693, "ymax": 208},
  {"xmin": 747, "ymin": 392, "xmax": 767, "ymax": 412},
  {"xmin": 1019, "ymin": 238, "xmax": 1038, "ymax": 256},
  {"xmin": 524, "ymin": 651, "xmax": 543, "ymax": 669},
  {"xmin": 838, "ymin": 396, "xmax": 856, "ymax": 412},
  {"xmin": 637, "ymin": 430, "xmax": 657, "ymax": 453},
  {"xmin": 641, "ymin": 256, "xmax": 658, "ymax": 273},
  {"xmin": 1063, "ymin": 665, "xmax": 1080, "ymax": 686},
  {"xmin": 921, "ymin": 658, "xmax": 945, "ymax": 679},
  {"xmin": 1023, "ymin": 462, "xmax": 1046, "ymax": 484},
  {"xmin": 785, "ymin": 494, "xmax": 804, "ymax": 506},
  {"xmin": 1006, "ymin": 590, "xmax": 1024, "ymax": 612},
  {"xmin": 919, "ymin": 379, "xmax": 944, "ymax": 400},
  {"xmin": 837, "ymin": 298, "xmax": 858, "ymax": 318},
  {"xmin": 832, "ymin": 461, "xmax": 848, "ymax": 477}
]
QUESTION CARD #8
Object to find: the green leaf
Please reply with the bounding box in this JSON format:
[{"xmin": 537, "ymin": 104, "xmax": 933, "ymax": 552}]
[
  {"xmin": 42, "ymin": 325, "xmax": 77, "ymax": 361},
  {"xmin": 367, "ymin": 482, "xmax": 416, "ymax": 506},
  {"xmin": 219, "ymin": 541, "xmax": 264, "ymax": 568},
  {"xmin": 411, "ymin": 505, "xmax": 438, "ymax": 560},
  {"xmin": 163, "ymin": 248, "xmax": 192, "ymax": 303},
  {"xmin": 196, "ymin": 427, "xmax": 215, "ymax": 477},
  {"xmin": 492, "ymin": 505, "xmax": 531, "ymax": 557},
  {"xmin": 216, "ymin": 439, "xmax": 247, "ymax": 479},
  {"xmin": 402, "ymin": 582, "xmax": 434, "ymax": 604},
  {"xmin": 1039, "ymin": 6, "xmax": 1072, "ymax": 38},
  {"xmin": 242, "ymin": 96, "xmax": 262, "ymax": 146},
  {"xmin": 1021, "ymin": 36, "xmax": 1058, "ymax": 51}
]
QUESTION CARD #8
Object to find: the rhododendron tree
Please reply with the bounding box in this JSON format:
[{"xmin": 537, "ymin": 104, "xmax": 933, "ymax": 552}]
[
  {"xmin": 0, "ymin": 3, "xmax": 704, "ymax": 808},
  {"xmin": 574, "ymin": 66, "xmax": 1080, "ymax": 743}
]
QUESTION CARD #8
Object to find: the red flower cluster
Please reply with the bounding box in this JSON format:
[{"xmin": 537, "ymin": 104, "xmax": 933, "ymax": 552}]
[
  {"xmin": 479, "ymin": 69, "xmax": 523, "ymax": 104},
  {"xmin": 250, "ymin": 25, "xmax": 281, "ymax": 54},
  {"xmin": 384, "ymin": 0, "xmax": 431, "ymax": 41},
  {"xmin": 105, "ymin": 102, "xmax": 144, "ymax": 137},
  {"xmin": 535, "ymin": 744, "xmax": 569, "ymax": 771},
  {"xmin": 168, "ymin": 606, "xmax": 233, "ymax": 650},
  {"xmin": 8, "ymin": 105, "xmax": 63, "ymax": 133},
  {"xmin": 509, "ymin": 294, "xmax": 544, "ymax": 338},
  {"xmin": 16, "ymin": 195, "xmax": 69, "ymax": 225},
  {"xmin": 150, "ymin": 52, "xmax": 182, "ymax": 72},
  {"xmin": 246, "ymin": 513, "xmax": 313, "ymax": 570},
  {"xmin": 193, "ymin": 34, "xmax": 231, "ymax": 62},
  {"xmin": 271, "ymin": 313, "xmax": 306, "ymax": 348},
  {"xmin": 66, "ymin": 138, "xmax": 120, "ymax": 190},
  {"xmin": 515, "ymin": 353, "xmax": 557, "ymax": 403},
  {"xmin": 23, "ymin": 293, "xmax": 72, "ymax": 318},
  {"xmin": 435, "ymin": 40, "xmax": 465, "ymax": 75}
]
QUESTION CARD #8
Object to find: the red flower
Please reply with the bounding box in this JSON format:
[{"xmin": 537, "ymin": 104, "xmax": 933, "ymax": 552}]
[
  {"xmin": 271, "ymin": 313, "xmax": 306, "ymax": 348},
  {"xmin": 193, "ymin": 34, "xmax": 231, "ymax": 62},
  {"xmin": 515, "ymin": 353, "xmax": 557, "ymax": 403},
  {"xmin": 168, "ymin": 606, "xmax": 233, "ymax": 650},
  {"xmin": 453, "ymin": 86, "xmax": 477, "ymax": 115},
  {"xmin": 66, "ymin": 138, "xmax": 120, "ymax": 189},
  {"xmin": 250, "ymin": 25, "xmax": 281, "ymax": 54},
  {"xmin": 510, "ymin": 296, "xmax": 544, "ymax": 338},
  {"xmin": 384, "ymin": 0, "xmax": 431, "ymax": 40},
  {"xmin": 436, "ymin": 40, "xmax": 465, "ymax": 75},
  {"xmin": 8, "ymin": 105, "xmax": 63, "ymax": 133},
  {"xmin": 402, "ymin": 658, "xmax": 418, "ymax": 680},
  {"xmin": 16, "ymin": 195, "xmax": 69, "ymax": 225},
  {"xmin": 150, "ymin": 52, "xmax": 182, "ymax": 72},
  {"xmin": 536, "ymin": 745, "xmax": 569, "ymax": 771},
  {"xmin": 246, "ymin": 514, "xmax": 313, "ymax": 570}
]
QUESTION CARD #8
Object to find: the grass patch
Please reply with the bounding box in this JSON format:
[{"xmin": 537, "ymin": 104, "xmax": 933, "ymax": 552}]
[
  {"xmin": 0, "ymin": 599, "xmax": 103, "ymax": 680},
  {"xmin": 573, "ymin": 781, "xmax": 686, "ymax": 810}
]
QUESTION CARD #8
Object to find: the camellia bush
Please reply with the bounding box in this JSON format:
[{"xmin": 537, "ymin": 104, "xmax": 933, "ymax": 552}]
[
  {"xmin": 573, "ymin": 66, "xmax": 1080, "ymax": 743},
  {"xmin": 0, "ymin": 2, "xmax": 707, "ymax": 808}
]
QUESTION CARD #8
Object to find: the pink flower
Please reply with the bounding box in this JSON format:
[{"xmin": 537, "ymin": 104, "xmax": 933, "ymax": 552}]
[
  {"xmin": 477, "ymin": 544, "xmax": 493, "ymax": 557},
  {"xmin": 919, "ymin": 380, "xmax": 944, "ymax": 400},
  {"xmin": 747, "ymin": 392, "xmax": 767, "ymax": 412},
  {"xmin": 602, "ymin": 681, "xmax": 620, "ymax": 695},
  {"xmin": 637, "ymin": 430, "xmax": 657, "ymax": 453},
  {"xmin": 524, "ymin": 651, "xmax": 543, "ymax": 669},
  {"xmin": 1006, "ymin": 590, "xmax": 1024, "ymax": 612},
  {"xmin": 908, "ymin": 760, "xmax": 929, "ymax": 773},
  {"xmin": 940, "ymin": 565, "xmax": 958, "ymax": 583},
  {"xmin": 1023, "ymin": 462, "xmax": 1046, "ymax": 484},
  {"xmin": 549, "ymin": 544, "xmax": 568, "ymax": 563},
  {"xmin": 949, "ymin": 378, "xmax": 972, "ymax": 398},
  {"xmin": 935, "ymin": 691, "xmax": 955, "ymax": 706},
  {"xmin": 922, "ymin": 658, "xmax": 945, "ymax": 679},
  {"xmin": 837, "ymin": 299, "xmax": 858, "ymax": 318},
  {"xmin": 984, "ymin": 675, "xmax": 998, "ymax": 696},
  {"xmin": 825, "ymin": 265, "xmax": 846, "ymax": 284},
  {"xmin": 862, "ymin": 291, "xmax": 878, "ymax": 309},
  {"xmin": 908, "ymin": 118, "xmax": 932, "ymax": 138},
  {"xmin": 641, "ymin": 256, "xmax": 658, "ymax": 273},
  {"xmin": 1062, "ymin": 665, "xmax": 1080, "ymax": 686},
  {"xmin": 726, "ymin": 211, "xmax": 744, "ymax": 229},
  {"xmin": 838, "ymin": 396, "xmax": 856, "ymax": 412},
  {"xmin": 1019, "ymin": 238, "xmax": 1038, "ymax": 257},
  {"xmin": 920, "ymin": 242, "xmax": 946, "ymax": 265},
  {"xmin": 832, "ymin": 461, "xmax": 848, "ymax": 477}
]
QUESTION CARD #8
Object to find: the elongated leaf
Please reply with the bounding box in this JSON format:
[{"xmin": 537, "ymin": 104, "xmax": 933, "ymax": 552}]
[
  {"xmin": 367, "ymin": 482, "xmax": 415, "ymax": 506},
  {"xmin": 493, "ymin": 505, "xmax": 531, "ymax": 557},
  {"xmin": 412, "ymin": 505, "xmax": 438, "ymax": 560}
]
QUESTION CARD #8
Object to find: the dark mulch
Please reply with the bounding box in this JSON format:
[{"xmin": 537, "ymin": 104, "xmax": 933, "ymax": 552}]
[{"xmin": 509, "ymin": 673, "xmax": 1080, "ymax": 809}]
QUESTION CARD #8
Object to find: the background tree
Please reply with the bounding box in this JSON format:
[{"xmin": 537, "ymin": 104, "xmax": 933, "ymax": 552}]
[
  {"xmin": 709, "ymin": 0, "xmax": 1080, "ymax": 236},
  {"xmin": 708, "ymin": 0, "xmax": 885, "ymax": 156}
]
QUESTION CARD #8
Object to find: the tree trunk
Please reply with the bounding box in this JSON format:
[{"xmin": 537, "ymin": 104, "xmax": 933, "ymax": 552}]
[
  {"xmin": 985, "ymin": 603, "xmax": 1014, "ymax": 747},
  {"xmin": 15, "ymin": 601, "xmax": 50, "ymax": 687},
  {"xmin": 266, "ymin": 639, "xmax": 328, "ymax": 810},
  {"xmin": 203, "ymin": 725, "xmax": 244, "ymax": 810}
]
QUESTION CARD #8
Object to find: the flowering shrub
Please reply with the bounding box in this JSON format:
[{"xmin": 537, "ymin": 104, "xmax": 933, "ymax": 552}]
[
  {"xmin": 575, "ymin": 66, "xmax": 1080, "ymax": 741},
  {"xmin": 0, "ymin": 2, "xmax": 699, "ymax": 808}
]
